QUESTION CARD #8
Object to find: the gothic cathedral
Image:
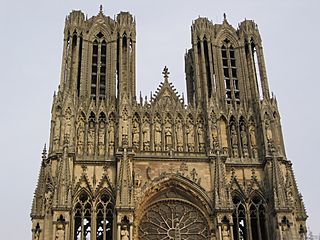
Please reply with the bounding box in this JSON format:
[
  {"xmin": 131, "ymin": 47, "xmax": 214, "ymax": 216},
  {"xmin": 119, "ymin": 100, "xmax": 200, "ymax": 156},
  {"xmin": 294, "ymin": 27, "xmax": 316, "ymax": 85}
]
[{"xmin": 31, "ymin": 8, "xmax": 307, "ymax": 240}]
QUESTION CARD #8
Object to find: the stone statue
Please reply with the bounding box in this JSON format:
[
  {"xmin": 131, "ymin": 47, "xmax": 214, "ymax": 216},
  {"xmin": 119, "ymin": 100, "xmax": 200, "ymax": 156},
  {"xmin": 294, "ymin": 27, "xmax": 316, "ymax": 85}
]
[
  {"xmin": 197, "ymin": 123, "xmax": 205, "ymax": 151},
  {"xmin": 98, "ymin": 122, "xmax": 105, "ymax": 156},
  {"xmin": 122, "ymin": 111, "xmax": 129, "ymax": 137},
  {"xmin": 55, "ymin": 223, "xmax": 65, "ymax": 240},
  {"xmin": 132, "ymin": 121, "xmax": 140, "ymax": 147},
  {"xmin": 211, "ymin": 122, "xmax": 219, "ymax": 148},
  {"xmin": 108, "ymin": 123, "xmax": 115, "ymax": 154},
  {"xmin": 77, "ymin": 121, "xmax": 85, "ymax": 155},
  {"xmin": 53, "ymin": 118, "xmax": 61, "ymax": 148},
  {"xmin": 240, "ymin": 125, "xmax": 247, "ymax": 146},
  {"xmin": 186, "ymin": 124, "xmax": 194, "ymax": 151},
  {"xmin": 231, "ymin": 125, "xmax": 238, "ymax": 146},
  {"xmin": 265, "ymin": 120, "xmax": 273, "ymax": 142},
  {"xmin": 87, "ymin": 121, "xmax": 95, "ymax": 156},
  {"xmin": 176, "ymin": 121, "xmax": 183, "ymax": 151},
  {"xmin": 64, "ymin": 110, "xmax": 72, "ymax": 142},
  {"xmin": 142, "ymin": 122, "xmax": 150, "ymax": 151},
  {"xmin": 155, "ymin": 122, "xmax": 162, "ymax": 151},
  {"xmin": 121, "ymin": 225, "xmax": 129, "ymax": 240},
  {"xmin": 231, "ymin": 125, "xmax": 238, "ymax": 157},
  {"xmin": 249, "ymin": 125, "xmax": 256, "ymax": 146},
  {"xmin": 164, "ymin": 122, "xmax": 172, "ymax": 150},
  {"xmin": 221, "ymin": 225, "xmax": 231, "ymax": 240}
]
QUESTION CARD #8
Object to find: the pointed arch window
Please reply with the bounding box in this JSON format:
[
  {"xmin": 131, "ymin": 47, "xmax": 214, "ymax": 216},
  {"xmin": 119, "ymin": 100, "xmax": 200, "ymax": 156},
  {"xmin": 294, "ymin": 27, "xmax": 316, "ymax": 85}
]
[
  {"xmin": 221, "ymin": 40, "xmax": 239, "ymax": 104},
  {"xmin": 91, "ymin": 32, "xmax": 107, "ymax": 100},
  {"xmin": 232, "ymin": 195, "xmax": 268, "ymax": 240},
  {"xmin": 96, "ymin": 193, "xmax": 114, "ymax": 240},
  {"xmin": 74, "ymin": 192, "xmax": 92, "ymax": 240}
]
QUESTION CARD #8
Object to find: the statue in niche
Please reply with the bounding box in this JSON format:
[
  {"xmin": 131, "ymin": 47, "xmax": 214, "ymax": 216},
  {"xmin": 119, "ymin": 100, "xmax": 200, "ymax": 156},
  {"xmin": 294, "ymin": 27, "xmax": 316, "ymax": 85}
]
[
  {"xmin": 44, "ymin": 189, "xmax": 52, "ymax": 210},
  {"xmin": 132, "ymin": 121, "xmax": 140, "ymax": 148},
  {"xmin": 155, "ymin": 122, "xmax": 162, "ymax": 151},
  {"xmin": 211, "ymin": 121, "xmax": 219, "ymax": 149},
  {"xmin": 221, "ymin": 225, "xmax": 231, "ymax": 240},
  {"xmin": 176, "ymin": 121, "xmax": 183, "ymax": 151},
  {"xmin": 142, "ymin": 122, "xmax": 150, "ymax": 151},
  {"xmin": 55, "ymin": 223, "xmax": 65, "ymax": 240},
  {"xmin": 240, "ymin": 125, "xmax": 248, "ymax": 157},
  {"xmin": 108, "ymin": 123, "xmax": 115, "ymax": 154},
  {"xmin": 87, "ymin": 121, "xmax": 95, "ymax": 156},
  {"xmin": 77, "ymin": 120, "xmax": 85, "ymax": 155},
  {"xmin": 231, "ymin": 125, "xmax": 238, "ymax": 157},
  {"xmin": 98, "ymin": 121, "xmax": 105, "ymax": 156},
  {"xmin": 186, "ymin": 123, "xmax": 194, "ymax": 152},
  {"xmin": 265, "ymin": 120, "xmax": 273, "ymax": 142},
  {"xmin": 249, "ymin": 125, "xmax": 256, "ymax": 146},
  {"xmin": 53, "ymin": 118, "xmax": 61, "ymax": 150},
  {"xmin": 64, "ymin": 109, "xmax": 72, "ymax": 143},
  {"xmin": 121, "ymin": 225, "xmax": 129, "ymax": 240},
  {"xmin": 164, "ymin": 122, "xmax": 172, "ymax": 150},
  {"xmin": 122, "ymin": 110, "xmax": 129, "ymax": 137},
  {"xmin": 197, "ymin": 123, "xmax": 205, "ymax": 151}
]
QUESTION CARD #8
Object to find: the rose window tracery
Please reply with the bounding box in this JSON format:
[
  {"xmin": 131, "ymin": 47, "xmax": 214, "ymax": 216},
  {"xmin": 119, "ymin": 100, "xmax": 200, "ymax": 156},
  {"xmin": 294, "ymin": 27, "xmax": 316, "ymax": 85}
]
[{"xmin": 139, "ymin": 200, "xmax": 209, "ymax": 240}]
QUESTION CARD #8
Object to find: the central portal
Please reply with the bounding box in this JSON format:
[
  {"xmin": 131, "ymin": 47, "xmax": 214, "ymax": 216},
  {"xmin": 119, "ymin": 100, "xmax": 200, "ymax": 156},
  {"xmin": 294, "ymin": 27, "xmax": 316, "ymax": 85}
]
[{"xmin": 138, "ymin": 199, "xmax": 209, "ymax": 240}]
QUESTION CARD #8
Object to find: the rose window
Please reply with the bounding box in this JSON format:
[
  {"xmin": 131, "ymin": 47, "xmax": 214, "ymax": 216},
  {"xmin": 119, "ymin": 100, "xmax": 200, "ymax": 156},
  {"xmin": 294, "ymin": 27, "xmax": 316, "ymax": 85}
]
[{"xmin": 139, "ymin": 200, "xmax": 209, "ymax": 240}]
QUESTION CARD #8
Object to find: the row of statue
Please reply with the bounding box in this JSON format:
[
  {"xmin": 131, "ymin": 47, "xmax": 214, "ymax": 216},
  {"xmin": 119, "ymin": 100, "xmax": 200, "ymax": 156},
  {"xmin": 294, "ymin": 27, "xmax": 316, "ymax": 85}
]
[{"xmin": 51, "ymin": 109, "xmax": 265, "ymax": 158}]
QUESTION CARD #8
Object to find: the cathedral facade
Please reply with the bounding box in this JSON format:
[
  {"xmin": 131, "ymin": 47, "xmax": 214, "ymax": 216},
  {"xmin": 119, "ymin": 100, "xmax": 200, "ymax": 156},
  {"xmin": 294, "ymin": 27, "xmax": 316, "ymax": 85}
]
[{"xmin": 31, "ymin": 8, "xmax": 307, "ymax": 240}]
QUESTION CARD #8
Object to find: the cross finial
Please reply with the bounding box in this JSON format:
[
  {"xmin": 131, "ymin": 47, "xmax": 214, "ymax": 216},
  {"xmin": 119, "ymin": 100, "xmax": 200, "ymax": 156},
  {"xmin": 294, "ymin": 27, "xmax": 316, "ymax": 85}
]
[
  {"xmin": 99, "ymin": 5, "xmax": 103, "ymax": 14},
  {"xmin": 162, "ymin": 66, "xmax": 170, "ymax": 82}
]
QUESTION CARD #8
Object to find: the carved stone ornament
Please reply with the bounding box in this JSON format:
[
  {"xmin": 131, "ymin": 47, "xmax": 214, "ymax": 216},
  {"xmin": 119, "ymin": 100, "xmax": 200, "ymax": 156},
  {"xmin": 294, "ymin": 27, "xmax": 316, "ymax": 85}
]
[{"xmin": 139, "ymin": 200, "xmax": 209, "ymax": 239}]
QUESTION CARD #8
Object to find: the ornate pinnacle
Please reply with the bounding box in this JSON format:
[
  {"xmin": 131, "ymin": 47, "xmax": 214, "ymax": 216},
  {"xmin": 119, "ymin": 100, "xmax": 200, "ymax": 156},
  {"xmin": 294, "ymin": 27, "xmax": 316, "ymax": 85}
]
[
  {"xmin": 162, "ymin": 66, "xmax": 170, "ymax": 82},
  {"xmin": 42, "ymin": 144, "xmax": 47, "ymax": 160}
]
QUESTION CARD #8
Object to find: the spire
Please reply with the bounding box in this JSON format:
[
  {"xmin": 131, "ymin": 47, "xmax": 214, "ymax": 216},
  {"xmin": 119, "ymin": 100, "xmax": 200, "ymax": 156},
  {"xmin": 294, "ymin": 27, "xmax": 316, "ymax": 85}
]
[{"xmin": 162, "ymin": 66, "xmax": 170, "ymax": 83}]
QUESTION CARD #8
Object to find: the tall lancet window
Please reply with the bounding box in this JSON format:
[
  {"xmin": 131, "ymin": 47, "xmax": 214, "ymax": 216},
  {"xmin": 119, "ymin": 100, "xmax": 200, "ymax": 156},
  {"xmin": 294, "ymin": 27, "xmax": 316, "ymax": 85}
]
[
  {"xmin": 74, "ymin": 192, "xmax": 92, "ymax": 240},
  {"xmin": 91, "ymin": 40, "xmax": 98, "ymax": 99},
  {"xmin": 91, "ymin": 32, "xmax": 107, "ymax": 100},
  {"xmin": 96, "ymin": 192, "xmax": 114, "ymax": 240},
  {"xmin": 221, "ymin": 39, "xmax": 239, "ymax": 104}
]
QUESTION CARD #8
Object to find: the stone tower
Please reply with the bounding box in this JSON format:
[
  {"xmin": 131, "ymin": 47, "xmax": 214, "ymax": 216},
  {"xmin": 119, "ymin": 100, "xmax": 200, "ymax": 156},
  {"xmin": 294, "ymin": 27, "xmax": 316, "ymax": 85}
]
[{"xmin": 31, "ymin": 8, "xmax": 307, "ymax": 240}]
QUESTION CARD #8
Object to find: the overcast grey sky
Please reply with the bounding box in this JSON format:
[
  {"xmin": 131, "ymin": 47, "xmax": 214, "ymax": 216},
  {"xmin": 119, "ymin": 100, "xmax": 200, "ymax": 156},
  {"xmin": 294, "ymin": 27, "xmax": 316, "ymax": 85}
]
[{"xmin": 0, "ymin": 0, "xmax": 319, "ymax": 238}]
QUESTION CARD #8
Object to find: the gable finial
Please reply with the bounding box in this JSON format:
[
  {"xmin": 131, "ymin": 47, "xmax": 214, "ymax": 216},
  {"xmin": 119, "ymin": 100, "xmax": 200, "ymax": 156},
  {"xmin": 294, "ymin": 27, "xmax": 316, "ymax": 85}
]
[
  {"xmin": 223, "ymin": 13, "xmax": 227, "ymax": 21},
  {"xmin": 99, "ymin": 5, "xmax": 103, "ymax": 14},
  {"xmin": 162, "ymin": 66, "xmax": 170, "ymax": 82}
]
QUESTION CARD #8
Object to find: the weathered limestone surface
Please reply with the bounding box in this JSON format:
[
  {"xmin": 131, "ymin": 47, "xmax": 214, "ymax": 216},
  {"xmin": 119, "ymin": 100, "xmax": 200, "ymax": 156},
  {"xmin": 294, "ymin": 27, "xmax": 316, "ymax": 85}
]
[{"xmin": 31, "ymin": 7, "xmax": 307, "ymax": 240}]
